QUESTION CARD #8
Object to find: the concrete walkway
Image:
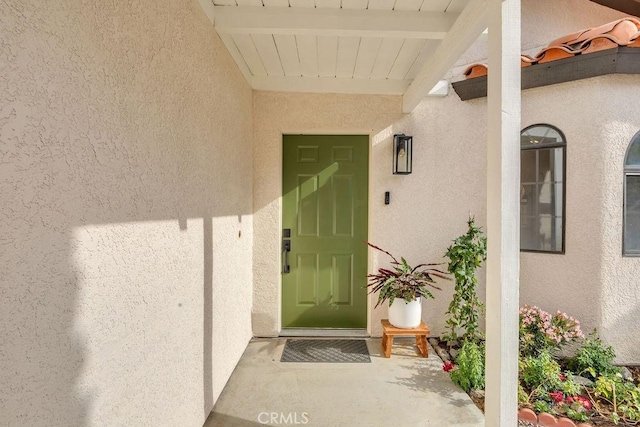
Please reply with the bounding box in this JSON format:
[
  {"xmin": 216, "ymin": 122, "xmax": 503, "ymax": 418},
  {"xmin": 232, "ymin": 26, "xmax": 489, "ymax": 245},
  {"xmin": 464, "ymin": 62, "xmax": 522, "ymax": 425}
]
[{"xmin": 204, "ymin": 338, "xmax": 485, "ymax": 427}]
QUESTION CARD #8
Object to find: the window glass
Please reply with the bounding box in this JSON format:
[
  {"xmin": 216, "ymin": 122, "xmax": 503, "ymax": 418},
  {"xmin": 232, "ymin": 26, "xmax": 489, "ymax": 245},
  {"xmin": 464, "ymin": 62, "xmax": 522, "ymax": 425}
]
[
  {"xmin": 624, "ymin": 175, "xmax": 640, "ymax": 254},
  {"xmin": 626, "ymin": 139, "xmax": 640, "ymax": 166},
  {"xmin": 520, "ymin": 125, "xmax": 565, "ymax": 253},
  {"xmin": 624, "ymin": 133, "xmax": 640, "ymax": 255}
]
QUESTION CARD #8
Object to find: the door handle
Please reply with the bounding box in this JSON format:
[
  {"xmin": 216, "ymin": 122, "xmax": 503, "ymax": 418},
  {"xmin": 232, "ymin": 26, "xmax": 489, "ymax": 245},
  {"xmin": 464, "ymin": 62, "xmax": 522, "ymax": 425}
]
[
  {"xmin": 283, "ymin": 228, "xmax": 291, "ymax": 274},
  {"xmin": 283, "ymin": 239, "xmax": 291, "ymax": 274}
]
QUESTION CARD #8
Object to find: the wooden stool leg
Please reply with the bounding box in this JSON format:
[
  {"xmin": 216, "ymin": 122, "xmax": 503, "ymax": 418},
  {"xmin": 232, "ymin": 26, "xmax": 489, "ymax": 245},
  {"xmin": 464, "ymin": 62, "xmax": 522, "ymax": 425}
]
[
  {"xmin": 415, "ymin": 335, "xmax": 423, "ymax": 356},
  {"xmin": 419, "ymin": 335, "xmax": 428, "ymax": 357},
  {"xmin": 381, "ymin": 332, "xmax": 387, "ymax": 354},
  {"xmin": 384, "ymin": 335, "xmax": 394, "ymax": 358}
]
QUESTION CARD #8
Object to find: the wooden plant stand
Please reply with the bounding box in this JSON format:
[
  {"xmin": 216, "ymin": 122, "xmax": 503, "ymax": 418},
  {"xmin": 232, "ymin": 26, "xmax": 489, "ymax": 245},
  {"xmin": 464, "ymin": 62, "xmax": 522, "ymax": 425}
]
[{"xmin": 381, "ymin": 319, "xmax": 430, "ymax": 358}]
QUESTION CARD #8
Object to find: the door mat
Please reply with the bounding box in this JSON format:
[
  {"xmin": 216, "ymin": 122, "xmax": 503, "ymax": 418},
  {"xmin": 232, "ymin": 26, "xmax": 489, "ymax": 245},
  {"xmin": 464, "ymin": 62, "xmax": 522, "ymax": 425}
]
[{"xmin": 280, "ymin": 339, "xmax": 371, "ymax": 363}]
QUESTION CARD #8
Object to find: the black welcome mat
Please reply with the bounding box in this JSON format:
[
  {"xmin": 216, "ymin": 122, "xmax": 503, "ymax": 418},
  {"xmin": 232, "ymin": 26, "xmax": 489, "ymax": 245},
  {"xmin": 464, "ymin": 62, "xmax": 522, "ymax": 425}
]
[{"xmin": 280, "ymin": 339, "xmax": 371, "ymax": 363}]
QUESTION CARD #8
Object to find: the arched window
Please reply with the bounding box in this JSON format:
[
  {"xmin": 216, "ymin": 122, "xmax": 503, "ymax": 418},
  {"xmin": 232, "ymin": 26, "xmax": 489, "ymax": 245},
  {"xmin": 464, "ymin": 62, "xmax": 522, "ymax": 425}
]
[
  {"xmin": 624, "ymin": 132, "xmax": 640, "ymax": 256},
  {"xmin": 520, "ymin": 124, "xmax": 566, "ymax": 253}
]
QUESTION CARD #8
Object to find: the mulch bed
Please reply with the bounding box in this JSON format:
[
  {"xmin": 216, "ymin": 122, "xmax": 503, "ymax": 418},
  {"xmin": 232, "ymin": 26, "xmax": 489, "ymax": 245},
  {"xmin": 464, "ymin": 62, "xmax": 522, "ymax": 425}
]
[{"xmin": 431, "ymin": 337, "xmax": 640, "ymax": 427}]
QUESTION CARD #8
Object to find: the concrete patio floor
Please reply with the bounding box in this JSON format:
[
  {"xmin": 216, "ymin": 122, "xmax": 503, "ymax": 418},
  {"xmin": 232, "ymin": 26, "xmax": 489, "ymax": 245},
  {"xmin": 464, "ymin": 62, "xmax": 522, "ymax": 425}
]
[{"xmin": 204, "ymin": 337, "xmax": 485, "ymax": 427}]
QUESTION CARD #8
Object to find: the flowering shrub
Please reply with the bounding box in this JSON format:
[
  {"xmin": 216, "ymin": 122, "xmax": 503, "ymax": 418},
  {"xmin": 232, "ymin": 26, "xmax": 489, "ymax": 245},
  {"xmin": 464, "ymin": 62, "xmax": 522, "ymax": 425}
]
[
  {"xmin": 442, "ymin": 361, "xmax": 454, "ymax": 373},
  {"xmin": 519, "ymin": 305, "xmax": 584, "ymax": 357}
]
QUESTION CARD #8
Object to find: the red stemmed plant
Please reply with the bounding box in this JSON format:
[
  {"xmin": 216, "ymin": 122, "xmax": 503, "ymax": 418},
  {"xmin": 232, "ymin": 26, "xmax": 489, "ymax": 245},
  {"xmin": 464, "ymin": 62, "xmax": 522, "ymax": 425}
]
[{"xmin": 366, "ymin": 242, "xmax": 450, "ymax": 307}]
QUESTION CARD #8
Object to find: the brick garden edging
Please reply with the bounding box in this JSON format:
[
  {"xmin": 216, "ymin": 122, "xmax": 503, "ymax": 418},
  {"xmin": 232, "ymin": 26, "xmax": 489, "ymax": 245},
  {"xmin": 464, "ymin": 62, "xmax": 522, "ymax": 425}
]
[{"xmin": 518, "ymin": 408, "xmax": 592, "ymax": 427}]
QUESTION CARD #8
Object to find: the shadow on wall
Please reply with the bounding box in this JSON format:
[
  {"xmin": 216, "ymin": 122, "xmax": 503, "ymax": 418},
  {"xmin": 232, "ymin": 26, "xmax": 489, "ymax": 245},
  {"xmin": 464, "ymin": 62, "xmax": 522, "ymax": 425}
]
[{"xmin": 1, "ymin": 0, "xmax": 252, "ymax": 424}]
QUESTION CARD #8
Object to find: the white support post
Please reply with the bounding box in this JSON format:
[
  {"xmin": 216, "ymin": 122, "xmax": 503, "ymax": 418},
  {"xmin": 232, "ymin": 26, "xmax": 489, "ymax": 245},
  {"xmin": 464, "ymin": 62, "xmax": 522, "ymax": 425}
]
[{"xmin": 485, "ymin": 0, "xmax": 521, "ymax": 425}]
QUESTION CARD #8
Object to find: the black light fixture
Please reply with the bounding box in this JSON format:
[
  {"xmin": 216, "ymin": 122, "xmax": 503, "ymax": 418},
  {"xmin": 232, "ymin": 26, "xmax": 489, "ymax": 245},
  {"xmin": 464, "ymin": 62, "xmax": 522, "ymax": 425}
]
[{"xmin": 393, "ymin": 134, "xmax": 412, "ymax": 175}]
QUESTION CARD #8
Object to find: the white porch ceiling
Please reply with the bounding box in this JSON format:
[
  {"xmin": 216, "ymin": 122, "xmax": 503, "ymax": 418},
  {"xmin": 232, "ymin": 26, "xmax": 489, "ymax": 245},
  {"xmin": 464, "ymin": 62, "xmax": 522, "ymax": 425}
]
[{"xmin": 200, "ymin": 0, "xmax": 489, "ymax": 111}]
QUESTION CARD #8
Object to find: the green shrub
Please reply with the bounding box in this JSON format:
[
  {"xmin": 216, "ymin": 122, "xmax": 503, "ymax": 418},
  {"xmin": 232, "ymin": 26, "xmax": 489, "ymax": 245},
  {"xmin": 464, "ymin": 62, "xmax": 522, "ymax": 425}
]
[
  {"xmin": 594, "ymin": 374, "xmax": 640, "ymax": 424},
  {"xmin": 561, "ymin": 374, "xmax": 582, "ymax": 396},
  {"xmin": 520, "ymin": 351, "xmax": 563, "ymax": 393},
  {"xmin": 569, "ymin": 331, "xmax": 620, "ymax": 381},
  {"xmin": 450, "ymin": 340, "xmax": 485, "ymax": 392},
  {"xmin": 533, "ymin": 400, "xmax": 553, "ymax": 414}
]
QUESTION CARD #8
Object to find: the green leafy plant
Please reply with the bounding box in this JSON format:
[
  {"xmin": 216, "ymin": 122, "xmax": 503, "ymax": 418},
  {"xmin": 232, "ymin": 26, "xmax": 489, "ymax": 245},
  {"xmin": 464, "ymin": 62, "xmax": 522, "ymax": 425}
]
[
  {"xmin": 366, "ymin": 243, "xmax": 449, "ymax": 307},
  {"xmin": 519, "ymin": 305, "xmax": 583, "ymax": 357},
  {"xmin": 443, "ymin": 217, "xmax": 487, "ymax": 343},
  {"xmin": 533, "ymin": 399, "xmax": 553, "ymax": 414},
  {"xmin": 569, "ymin": 331, "xmax": 620, "ymax": 381},
  {"xmin": 593, "ymin": 373, "xmax": 640, "ymax": 424},
  {"xmin": 520, "ymin": 350, "xmax": 563, "ymax": 393},
  {"xmin": 449, "ymin": 340, "xmax": 485, "ymax": 392}
]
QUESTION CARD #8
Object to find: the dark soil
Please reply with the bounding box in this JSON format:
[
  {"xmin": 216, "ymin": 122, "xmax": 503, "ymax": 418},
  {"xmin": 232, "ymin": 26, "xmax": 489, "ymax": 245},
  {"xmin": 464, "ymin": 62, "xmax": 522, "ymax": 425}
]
[{"xmin": 432, "ymin": 337, "xmax": 640, "ymax": 427}]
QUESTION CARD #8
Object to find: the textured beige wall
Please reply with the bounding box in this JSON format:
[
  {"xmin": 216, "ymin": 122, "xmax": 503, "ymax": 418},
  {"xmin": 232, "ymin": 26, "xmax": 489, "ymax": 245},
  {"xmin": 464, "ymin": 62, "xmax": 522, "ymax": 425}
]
[
  {"xmin": 252, "ymin": 92, "xmax": 403, "ymax": 336},
  {"xmin": 520, "ymin": 76, "xmax": 640, "ymax": 364},
  {"xmin": 1, "ymin": 0, "xmax": 253, "ymax": 424},
  {"xmin": 252, "ymin": 91, "xmax": 488, "ymax": 338}
]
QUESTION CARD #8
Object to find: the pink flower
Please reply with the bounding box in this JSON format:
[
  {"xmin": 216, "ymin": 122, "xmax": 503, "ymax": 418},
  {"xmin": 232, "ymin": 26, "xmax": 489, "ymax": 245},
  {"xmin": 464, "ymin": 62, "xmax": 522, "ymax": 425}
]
[
  {"xmin": 442, "ymin": 361, "xmax": 455, "ymax": 373},
  {"xmin": 550, "ymin": 391, "xmax": 564, "ymax": 403},
  {"xmin": 559, "ymin": 373, "xmax": 566, "ymax": 381},
  {"xmin": 567, "ymin": 396, "xmax": 592, "ymax": 410}
]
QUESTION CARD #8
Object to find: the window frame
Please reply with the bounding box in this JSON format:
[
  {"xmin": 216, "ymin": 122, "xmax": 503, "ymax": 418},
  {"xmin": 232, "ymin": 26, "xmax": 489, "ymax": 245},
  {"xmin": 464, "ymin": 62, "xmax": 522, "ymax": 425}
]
[
  {"xmin": 520, "ymin": 123, "xmax": 567, "ymax": 255},
  {"xmin": 623, "ymin": 130, "xmax": 640, "ymax": 257}
]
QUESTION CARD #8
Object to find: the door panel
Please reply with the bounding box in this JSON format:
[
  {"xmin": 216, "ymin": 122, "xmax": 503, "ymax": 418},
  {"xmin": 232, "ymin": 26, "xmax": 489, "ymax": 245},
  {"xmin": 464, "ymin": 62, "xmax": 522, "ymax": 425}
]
[{"xmin": 282, "ymin": 135, "xmax": 368, "ymax": 328}]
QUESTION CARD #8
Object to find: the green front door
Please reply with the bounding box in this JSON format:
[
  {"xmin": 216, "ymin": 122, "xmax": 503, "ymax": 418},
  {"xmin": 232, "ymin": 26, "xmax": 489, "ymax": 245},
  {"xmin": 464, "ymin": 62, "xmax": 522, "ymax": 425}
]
[{"xmin": 282, "ymin": 135, "xmax": 369, "ymax": 328}]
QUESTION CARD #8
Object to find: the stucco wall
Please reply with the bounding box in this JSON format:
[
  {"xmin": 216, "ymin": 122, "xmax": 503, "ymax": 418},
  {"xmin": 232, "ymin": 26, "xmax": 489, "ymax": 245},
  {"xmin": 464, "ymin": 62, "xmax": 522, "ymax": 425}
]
[
  {"xmin": 1, "ymin": 1, "xmax": 253, "ymax": 424},
  {"xmin": 590, "ymin": 75, "xmax": 640, "ymax": 363},
  {"xmin": 252, "ymin": 90, "xmax": 490, "ymax": 338},
  {"xmin": 252, "ymin": 92, "xmax": 404, "ymax": 336}
]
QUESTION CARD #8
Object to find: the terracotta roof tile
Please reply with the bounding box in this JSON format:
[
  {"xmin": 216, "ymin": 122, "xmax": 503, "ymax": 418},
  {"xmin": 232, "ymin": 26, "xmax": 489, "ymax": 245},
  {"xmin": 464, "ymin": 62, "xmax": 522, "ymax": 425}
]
[
  {"xmin": 463, "ymin": 63, "xmax": 488, "ymax": 78},
  {"xmin": 464, "ymin": 17, "xmax": 640, "ymax": 79}
]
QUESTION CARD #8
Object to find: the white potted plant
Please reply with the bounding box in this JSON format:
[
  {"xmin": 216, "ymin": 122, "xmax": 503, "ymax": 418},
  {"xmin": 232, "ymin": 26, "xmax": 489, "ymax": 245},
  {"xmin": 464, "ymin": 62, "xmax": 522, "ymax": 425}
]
[{"xmin": 366, "ymin": 243, "xmax": 449, "ymax": 328}]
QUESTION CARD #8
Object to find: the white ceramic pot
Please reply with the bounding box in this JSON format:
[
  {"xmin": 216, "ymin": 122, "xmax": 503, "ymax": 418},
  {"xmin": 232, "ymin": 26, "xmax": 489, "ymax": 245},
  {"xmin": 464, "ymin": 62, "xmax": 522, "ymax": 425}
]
[{"xmin": 388, "ymin": 298, "xmax": 422, "ymax": 329}]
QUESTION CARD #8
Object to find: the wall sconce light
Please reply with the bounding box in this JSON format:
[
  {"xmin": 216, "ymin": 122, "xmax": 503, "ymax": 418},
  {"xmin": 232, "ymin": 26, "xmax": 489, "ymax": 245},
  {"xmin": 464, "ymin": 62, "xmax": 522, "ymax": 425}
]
[{"xmin": 393, "ymin": 134, "xmax": 412, "ymax": 175}]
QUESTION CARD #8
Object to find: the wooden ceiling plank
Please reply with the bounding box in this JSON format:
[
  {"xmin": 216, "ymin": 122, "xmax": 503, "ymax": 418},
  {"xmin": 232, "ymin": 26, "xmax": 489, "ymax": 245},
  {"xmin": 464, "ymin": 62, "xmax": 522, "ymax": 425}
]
[
  {"xmin": 394, "ymin": 0, "xmax": 424, "ymax": 11},
  {"xmin": 388, "ymin": 38, "xmax": 424, "ymax": 79},
  {"xmin": 405, "ymin": 39, "xmax": 440, "ymax": 79},
  {"xmin": 419, "ymin": 0, "xmax": 451, "ymax": 11},
  {"xmin": 371, "ymin": 38, "xmax": 405, "ymax": 78},
  {"xmin": 341, "ymin": 0, "xmax": 369, "ymax": 8},
  {"xmin": 353, "ymin": 37, "xmax": 383, "ymax": 78},
  {"xmin": 236, "ymin": 0, "xmax": 263, "ymax": 5},
  {"xmin": 446, "ymin": 0, "xmax": 468, "ymax": 12},
  {"xmin": 263, "ymin": 0, "xmax": 290, "ymax": 5},
  {"xmin": 420, "ymin": 0, "xmax": 451, "ymax": 12},
  {"xmin": 368, "ymin": 0, "xmax": 396, "ymax": 9},
  {"xmin": 318, "ymin": 36, "xmax": 339, "ymax": 77},
  {"xmin": 274, "ymin": 34, "xmax": 302, "ymax": 76},
  {"xmin": 231, "ymin": 33, "xmax": 268, "ymax": 76},
  {"xmin": 252, "ymin": 34, "xmax": 285, "ymax": 76},
  {"xmin": 336, "ymin": 36, "xmax": 360, "ymax": 78},
  {"xmin": 316, "ymin": 0, "xmax": 342, "ymax": 7},
  {"xmin": 289, "ymin": 0, "xmax": 315, "ymax": 7},
  {"xmin": 296, "ymin": 35, "xmax": 319, "ymax": 77}
]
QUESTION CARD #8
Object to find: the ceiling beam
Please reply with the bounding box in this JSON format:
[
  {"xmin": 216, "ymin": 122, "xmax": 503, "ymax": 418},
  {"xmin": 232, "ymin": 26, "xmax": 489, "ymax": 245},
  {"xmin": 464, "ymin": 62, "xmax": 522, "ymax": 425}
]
[
  {"xmin": 214, "ymin": 6, "xmax": 459, "ymax": 39},
  {"xmin": 402, "ymin": 0, "xmax": 490, "ymax": 112},
  {"xmin": 250, "ymin": 75, "xmax": 410, "ymax": 95}
]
